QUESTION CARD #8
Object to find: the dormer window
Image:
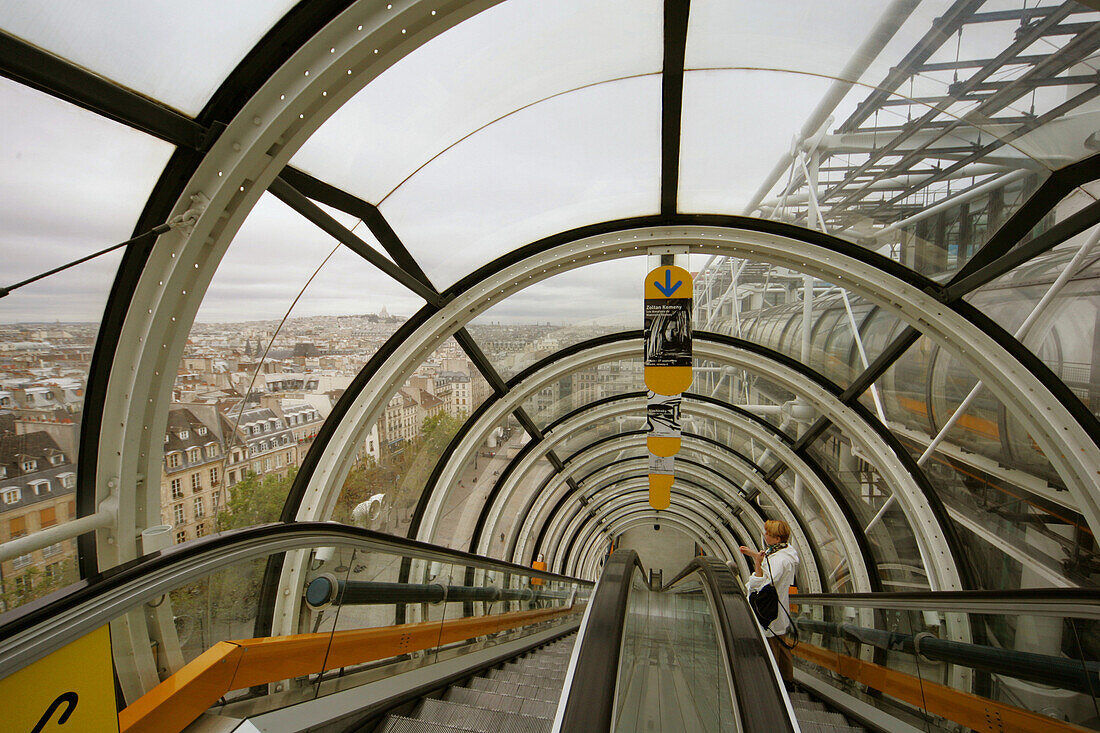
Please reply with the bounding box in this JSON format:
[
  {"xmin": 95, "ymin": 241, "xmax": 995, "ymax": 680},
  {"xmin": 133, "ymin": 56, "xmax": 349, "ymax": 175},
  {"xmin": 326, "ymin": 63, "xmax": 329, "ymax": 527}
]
[
  {"xmin": 179, "ymin": 430, "xmax": 189, "ymax": 440},
  {"xmin": 30, "ymin": 479, "xmax": 50, "ymax": 495},
  {"xmin": 49, "ymin": 454, "xmax": 64, "ymax": 466},
  {"xmin": 167, "ymin": 452, "xmax": 181, "ymax": 469},
  {"xmin": 58, "ymin": 472, "xmax": 76, "ymax": 489},
  {"xmin": 2, "ymin": 488, "xmax": 20, "ymax": 504},
  {"xmin": 197, "ymin": 426, "xmax": 207, "ymax": 436},
  {"xmin": 0, "ymin": 467, "xmax": 6, "ymax": 479},
  {"xmin": 164, "ymin": 434, "xmax": 170, "ymax": 444},
  {"xmin": 21, "ymin": 459, "xmax": 36, "ymax": 472}
]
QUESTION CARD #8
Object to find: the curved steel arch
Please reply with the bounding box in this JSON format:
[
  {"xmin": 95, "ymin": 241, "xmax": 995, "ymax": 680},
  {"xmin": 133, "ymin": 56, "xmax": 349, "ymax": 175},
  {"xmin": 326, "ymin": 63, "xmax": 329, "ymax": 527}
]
[
  {"xmin": 542, "ymin": 468, "xmax": 752, "ymax": 562},
  {"xmin": 271, "ymin": 220, "xmax": 1100, "ymax": 555},
  {"xmin": 518, "ymin": 428, "xmax": 841, "ymax": 587},
  {"xmin": 548, "ymin": 480, "xmax": 741, "ymax": 567},
  {"xmin": 444, "ymin": 333, "xmax": 955, "ymax": 590},
  {"xmin": 569, "ymin": 506, "xmax": 731, "ymax": 579},
  {"xmin": 499, "ymin": 388, "xmax": 799, "ymax": 560}
]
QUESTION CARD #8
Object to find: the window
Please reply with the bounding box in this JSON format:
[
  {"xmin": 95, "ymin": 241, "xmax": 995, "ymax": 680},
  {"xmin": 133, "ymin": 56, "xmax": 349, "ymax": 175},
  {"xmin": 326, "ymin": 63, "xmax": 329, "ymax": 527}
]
[
  {"xmin": 179, "ymin": 430, "xmax": 189, "ymax": 440},
  {"xmin": 191, "ymin": 473, "xmax": 202, "ymax": 492},
  {"xmin": 164, "ymin": 434, "xmax": 170, "ymax": 444},
  {"xmin": 12, "ymin": 554, "xmax": 33, "ymax": 570},
  {"xmin": 197, "ymin": 426, "xmax": 207, "ymax": 436},
  {"xmin": 187, "ymin": 447, "xmax": 201, "ymax": 463},
  {"xmin": 227, "ymin": 470, "xmax": 236, "ymax": 485},
  {"xmin": 209, "ymin": 467, "xmax": 219, "ymax": 485},
  {"xmin": 252, "ymin": 462, "xmax": 260, "ymax": 474},
  {"xmin": 196, "ymin": 522, "xmax": 206, "ymax": 537},
  {"xmin": 42, "ymin": 542, "xmax": 63, "ymax": 558},
  {"xmin": 212, "ymin": 490, "xmax": 220, "ymax": 508},
  {"xmin": 173, "ymin": 504, "xmax": 184, "ymax": 525},
  {"xmin": 193, "ymin": 497, "xmax": 204, "ymax": 518},
  {"xmin": 9, "ymin": 515, "xmax": 27, "ymax": 538},
  {"xmin": 175, "ymin": 530, "xmax": 186, "ymax": 544},
  {"xmin": 170, "ymin": 478, "xmax": 183, "ymax": 500},
  {"xmin": 206, "ymin": 444, "xmax": 219, "ymax": 458},
  {"xmin": 49, "ymin": 454, "xmax": 64, "ymax": 466},
  {"xmin": 3, "ymin": 488, "xmax": 21, "ymax": 504},
  {"xmin": 30, "ymin": 480, "xmax": 49, "ymax": 495},
  {"xmin": 58, "ymin": 472, "xmax": 76, "ymax": 489},
  {"xmin": 167, "ymin": 452, "xmax": 181, "ymax": 469},
  {"xmin": 263, "ymin": 458, "xmax": 271, "ymax": 472},
  {"xmin": 45, "ymin": 562, "xmax": 62, "ymax": 582},
  {"xmin": 21, "ymin": 459, "xmax": 36, "ymax": 472},
  {"xmin": 14, "ymin": 575, "xmax": 31, "ymax": 595},
  {"xmin": 275, "ymin": 453, "xmax": 283, "ymax": 468},
  {"xmin": 0, "ymin": 466, "xmax": 5, "ymax": 478},
  {"xmin": 39, "ymin": 506, "xmax": 57, "ymax": 528}
]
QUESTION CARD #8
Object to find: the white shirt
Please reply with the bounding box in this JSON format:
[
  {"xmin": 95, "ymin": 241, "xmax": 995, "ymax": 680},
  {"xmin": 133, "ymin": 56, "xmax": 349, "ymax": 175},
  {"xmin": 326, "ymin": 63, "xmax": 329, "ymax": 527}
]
[{"xmin": 744, "ymin": 545, "xmax": 800, "ymax": 636}]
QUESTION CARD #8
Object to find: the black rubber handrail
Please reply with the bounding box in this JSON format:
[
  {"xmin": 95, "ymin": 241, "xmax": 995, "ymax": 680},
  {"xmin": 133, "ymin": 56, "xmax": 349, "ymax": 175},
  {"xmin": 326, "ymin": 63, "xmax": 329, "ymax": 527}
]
[
  {"xmin": 557, "ymin": 550, "xmax": 649, "ymax": 732},
  {"xmin": 0, "ymin": 522, "xmax": 591, "ymax": 641},
  {"xmin": 666, "ymin": 557, "xmax": 796, "ymax": 733}
]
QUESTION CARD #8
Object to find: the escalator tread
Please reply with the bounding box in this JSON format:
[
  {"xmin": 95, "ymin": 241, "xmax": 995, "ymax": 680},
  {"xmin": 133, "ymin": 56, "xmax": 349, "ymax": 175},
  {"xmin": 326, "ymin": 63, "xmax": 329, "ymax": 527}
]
[{"xmin": 373, "ymin": 634, "xmax": 574, "ymax": 733}]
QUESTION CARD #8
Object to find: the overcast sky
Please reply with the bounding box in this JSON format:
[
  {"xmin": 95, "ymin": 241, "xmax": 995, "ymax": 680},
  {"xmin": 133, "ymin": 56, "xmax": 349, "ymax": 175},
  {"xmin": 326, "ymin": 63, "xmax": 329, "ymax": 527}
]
[{"xmin": 0, "ymin": 0, "xmax": 1086, "ymax": 327}]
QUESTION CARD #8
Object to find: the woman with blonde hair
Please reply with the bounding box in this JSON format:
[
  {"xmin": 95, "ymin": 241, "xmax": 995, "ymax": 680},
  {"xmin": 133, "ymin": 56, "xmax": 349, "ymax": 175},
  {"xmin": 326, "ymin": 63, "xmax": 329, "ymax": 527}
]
[{"xmin": 739, "ymin": 519, "xmax": 800, "ymax": 689}]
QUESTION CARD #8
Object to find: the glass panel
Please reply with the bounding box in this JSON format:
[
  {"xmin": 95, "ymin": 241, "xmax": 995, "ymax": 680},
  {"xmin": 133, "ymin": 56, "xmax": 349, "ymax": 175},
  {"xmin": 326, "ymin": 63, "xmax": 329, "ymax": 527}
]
[
  {"xmin": 333, "ymin": 345, "xmax": 493, "ymax": 539},
  {"xmin": 168, "ymin": 192, "xmax": 428, "ymax": 539},
  {"xmin": 379, "ymin": 75, "xmax": 662, "ymax": 289},
  {"xmin": 679, "ymin": 68, "xmax": 834, "ymax": 215},
  {"xmin": 965, "ymin": 239, "xmax": 1100, "ymax": 423},
  {"xmin": 864, "ymin": 335, "xmax": 1092, "ymax": 590},
  {"xmin": 121, "ymin": 537, "xmax": 593, "ymax": 725},
  {"xmin": 0, "ymin": 1, "xmax": 298, "ymax": 115},
  {"xmin": 293, "ymin": 0, "xmax": 662, "ymax": 206},
  {"xmin": 468, "ymin": 259, "xmax": 646, "ymax": 382},
  {"xmin": 804, "ymin": 427, "xmax": 930, "ymax": 592},
  {"xmin": 432, "ymin": 417, "xmax": 529, "ymax": 550},
  {"xmin": 792, "ymin": 599, "xmax": 1100, "ymax": 731},
  {"xmin": 522, "ymin": 358, "xmax": 643, "ymax": 430},
  {"xmin": 0, "ymin": 80, "xmax": 173, "ymax": 600}
]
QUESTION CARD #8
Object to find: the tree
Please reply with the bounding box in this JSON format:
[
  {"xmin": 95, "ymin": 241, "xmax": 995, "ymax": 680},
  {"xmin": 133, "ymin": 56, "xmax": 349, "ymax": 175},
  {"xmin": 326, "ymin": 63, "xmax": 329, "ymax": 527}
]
[{"xmin": 216, "ymin": 468, "xmax": 297, "ymax": 531}]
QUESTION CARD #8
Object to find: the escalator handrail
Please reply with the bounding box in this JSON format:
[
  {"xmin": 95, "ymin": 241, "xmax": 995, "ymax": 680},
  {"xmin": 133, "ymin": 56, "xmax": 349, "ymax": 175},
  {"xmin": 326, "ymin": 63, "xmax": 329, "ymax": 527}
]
[
  {"xmin": 791, "ymin": 588, "xmax": 1100, "ymax": 619},
  {"xmin": 0, "ymin": 521, "xmax": 591, "ymax": 677},
  {"xmin": 556, "ymin": 549, "xmax": 648, "ymax": 732},
  {"xmin": 666, "ymin": 557, "xmax": 797, "ymax": 733}
]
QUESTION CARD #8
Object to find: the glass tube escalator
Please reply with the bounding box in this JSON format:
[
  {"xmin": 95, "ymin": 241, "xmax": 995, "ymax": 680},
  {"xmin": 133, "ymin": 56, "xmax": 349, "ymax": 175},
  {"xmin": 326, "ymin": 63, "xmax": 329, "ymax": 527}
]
[{"xmin": 0, "ymin": 523, "xmax": 593, "ymax": 733}]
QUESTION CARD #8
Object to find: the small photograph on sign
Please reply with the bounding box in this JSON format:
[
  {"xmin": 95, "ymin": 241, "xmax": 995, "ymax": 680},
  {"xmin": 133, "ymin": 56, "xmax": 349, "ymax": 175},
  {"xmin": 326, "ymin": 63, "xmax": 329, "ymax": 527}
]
[
  {"xmin": 644, "ymin": 299, "xmax": 692, "ymax": 367},
  {"xmin": 646, "ymin": 392, "xmax": 682, "ymax": 438},
  {"xmin": 648, "ymin": 453, "xmax": 675, "ymax": 475}
]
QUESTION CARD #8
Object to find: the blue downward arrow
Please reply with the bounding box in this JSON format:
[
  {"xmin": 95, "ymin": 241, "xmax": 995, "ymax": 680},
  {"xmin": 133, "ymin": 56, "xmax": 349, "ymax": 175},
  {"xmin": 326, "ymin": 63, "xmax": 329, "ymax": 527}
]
[{"xmin": 654, "ymin": 269, "xmax": 683, "ymax": 297}]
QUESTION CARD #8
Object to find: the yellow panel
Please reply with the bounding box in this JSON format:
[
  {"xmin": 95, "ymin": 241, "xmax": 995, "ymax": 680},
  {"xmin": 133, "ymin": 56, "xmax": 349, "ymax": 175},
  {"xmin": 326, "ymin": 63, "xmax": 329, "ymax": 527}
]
[
  {"xmin": 647, "ymin": 435, "xmax": 681, "ymax": 457},
  {"xmin": 644, "ymin": 265, "xmax": 693, "ymax": 299},
  {"xmin": 2, "ymin": 625, "xmax": 119, "ymax": 733},
  {"xmin": 649, "ymin": 474, "xmax": 672, "ymax": 510},
  {"xmin": 644, "ymin": 366, "xmax": 693, "ymax": 395},
  {"xmin": 644, "ymin": 265, "xmax": 693, "ymax": 396}
]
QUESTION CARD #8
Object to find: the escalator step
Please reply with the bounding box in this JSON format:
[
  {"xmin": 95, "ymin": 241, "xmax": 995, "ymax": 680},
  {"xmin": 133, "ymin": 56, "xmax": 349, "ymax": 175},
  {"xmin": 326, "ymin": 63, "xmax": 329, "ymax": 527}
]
[
  {"xmin": 445, "ymin": 687, "xmax": 557, "ymax": 719},
  {"xmin": 414, "ymin": 698, "xmax": 551, "ymax": 733},
  {"xmin": 378, "ymin": 715, "xmax": 476, "ymax": 733},
  {"xmin": 487, "ymin": 669, "xmax": 565, "ymax": 688},
  {"xmin": 465, "ymin": 676, "xmax": 560, "ymax": 702}
]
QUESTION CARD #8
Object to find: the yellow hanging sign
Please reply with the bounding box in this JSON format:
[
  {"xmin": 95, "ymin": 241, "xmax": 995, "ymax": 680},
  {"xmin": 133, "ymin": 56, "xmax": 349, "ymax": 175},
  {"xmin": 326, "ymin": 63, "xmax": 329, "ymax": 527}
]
[{"xmin": 644, "ymin": 265, "xmax": 693, "ymax": 396}]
